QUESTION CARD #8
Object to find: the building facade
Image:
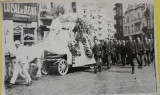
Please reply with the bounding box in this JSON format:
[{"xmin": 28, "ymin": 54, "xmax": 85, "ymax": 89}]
[
  {"xmin": 114, "ymin": 3, "xmax": 123, "ymax": 40},
  {"xmin": 80, "ymin": 4, "xmax": 116, "ymax": 40},
  {"xmin": 123, "ymin": 3, "xmax": 154, "ymax": 39},
  {"xmin": 3, "ymin": 3, "xmax": 38, "ymax": 46}
]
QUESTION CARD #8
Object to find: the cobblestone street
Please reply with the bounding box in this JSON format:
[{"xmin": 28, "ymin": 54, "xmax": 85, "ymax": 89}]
[{"xmin": 5, "ymin": 62, "xmax": 157, "ymax": 95}]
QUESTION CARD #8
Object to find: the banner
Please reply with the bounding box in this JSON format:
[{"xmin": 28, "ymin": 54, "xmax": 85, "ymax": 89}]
[{"xmin": 2, "ymin": 3, "xmax": 38, "ymax": 22}]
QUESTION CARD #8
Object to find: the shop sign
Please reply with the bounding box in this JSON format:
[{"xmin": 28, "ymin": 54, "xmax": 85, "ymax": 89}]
[{"xmin": 3, "ymin": 3, "xmax": 38, "ymax": 22}]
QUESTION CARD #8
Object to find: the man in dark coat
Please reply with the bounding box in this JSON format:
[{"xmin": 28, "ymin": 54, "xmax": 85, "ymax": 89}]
[
  {"xmin": 110, "ymin": 39, "xmax": 117, "ymax": 65},
  {"xmin": 92, "ymin": 39, "xmax": 102, "ymax": 73},
  {"xmin": 136, "ymin": 37, "xmax": 146, "ymax": 68},
  {"xmin": 121, "ymin": 40, "xmax": 127, "ymax": 66},
  {"xmin": 144, "ymin": 37, "xmax": 151, "ymax": 66},
  {"xmin": 102, "ymin": 38, "xmax": 112, "ymax": 69},
  {"xmin": 126, "ymin": 36, "xmax": 138, "ymax": 74}
]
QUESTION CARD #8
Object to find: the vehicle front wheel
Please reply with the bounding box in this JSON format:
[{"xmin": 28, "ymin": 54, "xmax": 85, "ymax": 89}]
[{"xmin": 56, "ymin": 59, "xmax": 68, "ymax": 75}]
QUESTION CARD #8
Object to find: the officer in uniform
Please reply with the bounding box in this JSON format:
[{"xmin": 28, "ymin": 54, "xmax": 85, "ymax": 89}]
[
  {"xmin": 126, "ymin": 36, "xmax": 138, "ymax": 74},
  {"xmin": 7, "ymin": 40, "xmax": 32, "ymax": 88},
  {"xmin": 136, "ymin": 37, "xmax": 145, "ymax": 69},
  {"xmin": 102, "ymin": 38, "xmax": 111, "ymax": 69},
  {"xmin": 92, "ymin": 38, "xmax": 102, "ymax": 73}
]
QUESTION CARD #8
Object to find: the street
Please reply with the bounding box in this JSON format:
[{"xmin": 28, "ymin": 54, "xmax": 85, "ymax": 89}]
[{"xmin": 5, "ymin": 62, "xmax": 157, "ymax": 95}]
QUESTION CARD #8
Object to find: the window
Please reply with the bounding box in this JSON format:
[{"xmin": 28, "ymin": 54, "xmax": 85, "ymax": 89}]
[
  {"xmin": 51, "ymin": 2, "xmax": 53, "ymax": 8},
  {"xmin": 132, "ymin": 25, "xmax": 134, "ymax": 32},
  {"xmin": 138, "ymin": 12, "xmax": 140, "ymax": 19},
  {"xmin": 131, "ymin": 14, "xmax": 133, "ymax": 21},
  {"xmin": 72, "ymin": 2, "xmax": 76, "ymax": 13}
]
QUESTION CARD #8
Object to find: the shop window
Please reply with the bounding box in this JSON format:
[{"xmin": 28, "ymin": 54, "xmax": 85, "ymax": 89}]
[{"xmin": 23, "ymin": 28, "xmax": 35, "ymax": 46}]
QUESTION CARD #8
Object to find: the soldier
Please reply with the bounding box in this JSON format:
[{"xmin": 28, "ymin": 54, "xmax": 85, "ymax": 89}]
[
  {"xmin": 126, "ymin": 36, "xmax": 138, "ymax": 74},
  {"xmin": 92, "ymin": 38, "xmax": 102, "ymax": 73},
  {"xmin": 116, "ymin": 40, "xmax": 122, "ymax": 64},
  {"xmin": 150, "ymin": 37, "xmax": 154, "ymax": 61},
  {"xmin": 144, "ymin": 37, "xmax": 151, "ymax": 66},
  {"xmin": 110, "ymin": 39, "xmax": 117, "ymax": 65},
  {"xmin": 121, "ymin": 40, "xmax": 127, "ymax": 66},
  {"xmin": 136, "ymin": 37, "xmax": 145, "ymax": 69},
  {"xmin": 102, "ymin": 38, "xmax": 111, "ymax": 69}
]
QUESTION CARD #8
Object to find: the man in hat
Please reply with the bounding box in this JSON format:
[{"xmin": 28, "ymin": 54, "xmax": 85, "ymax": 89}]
[{"xmin": 7, "ymin": 40, "xmax": 32, "ymax": 88}]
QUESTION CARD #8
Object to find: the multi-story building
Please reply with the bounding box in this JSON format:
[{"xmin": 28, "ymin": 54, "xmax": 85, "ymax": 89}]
[
  {"xmin": 38, "ymin": 2, "xmax": 77, "ymax": 40},
  {"xmin": 38, "ymin": 2, "xmax": 116, "ymax": 40},
  {"xmin": 105, "ymin": 18, "xmax": 116, "ymax": 39},
  {"xmin": 114, "ymin": 3, "xmax": 123, "ymax": 39},
  {"xmin": 123, "ymin": 3, "xmax": 154, "ymax": 39},
  {"xmin": 80, "ymin": 4, "xmax": 116, "ymax": 40}
]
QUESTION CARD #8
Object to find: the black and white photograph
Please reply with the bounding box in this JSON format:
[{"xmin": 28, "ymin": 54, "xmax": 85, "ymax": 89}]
[{"xmin": 2, "ymin": 0, "xmax": 159, "ymax": 95}]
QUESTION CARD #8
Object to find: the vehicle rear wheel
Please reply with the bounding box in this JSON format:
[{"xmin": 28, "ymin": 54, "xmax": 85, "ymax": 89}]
[
  {"xmin": 56, "ymin": 59, "xmax": 68, "ymax": 75},
  {"xmin": 41, "ymin": 62, "xmax": 50, "ymax": 75}
]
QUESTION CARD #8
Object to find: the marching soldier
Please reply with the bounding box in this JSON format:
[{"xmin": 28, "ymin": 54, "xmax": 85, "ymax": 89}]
[
  {"xmin": 116, "ymin": 40, "xmax": 122, "ymax": 64},
  {"xmin": 144, "ymin": 37, "xmax": 151, "ymax": 66},
  {"xmin": 126, "ymin": 36, "xmax": 138, "ymax": 74},
  {"xmin": 110, "ymin": 39, "xmax": 117, "ymax": 65},
  {"xmin": 121, "ymin": 40, "xmax": 127, "ymax": 66},
  {"xmin": 136, "ymin": 37, "xmax": 145, "ymax": 69},
  {"xmin": 92, "ymin": 38, "xmax": 102, "ymax": 73},
  {"xmin": 150, "ymin": 37, "xmax": 154, "ymax": 61},
  {"xmin": 102, "ymin": 38, "xmax": 111, "ymax": 69}
]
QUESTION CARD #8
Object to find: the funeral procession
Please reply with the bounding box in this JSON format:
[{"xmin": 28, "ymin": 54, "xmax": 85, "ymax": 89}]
[{"xmin": 3, "ymin": 1, "xmax": 157, "ymax": 95}]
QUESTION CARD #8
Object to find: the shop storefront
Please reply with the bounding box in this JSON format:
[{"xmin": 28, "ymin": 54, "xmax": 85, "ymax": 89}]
[{"xmin": 3, "ymin": 3, "xmax": 38, "ymax": 46}]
